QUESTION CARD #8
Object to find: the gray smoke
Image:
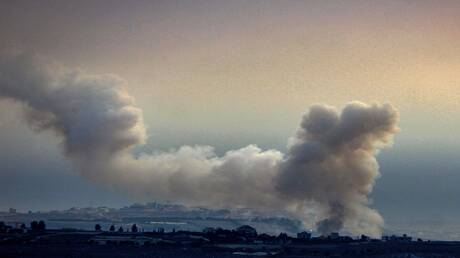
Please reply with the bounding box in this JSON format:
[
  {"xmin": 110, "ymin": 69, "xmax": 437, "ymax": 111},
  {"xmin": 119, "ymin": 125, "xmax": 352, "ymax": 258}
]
[
  {"xmin": 0, "ymin": 52, "xmax": 399, "ymax": 237},
  {"xmin": 276, "ymin": 102, "xmax": 399, "ymax": 236}
]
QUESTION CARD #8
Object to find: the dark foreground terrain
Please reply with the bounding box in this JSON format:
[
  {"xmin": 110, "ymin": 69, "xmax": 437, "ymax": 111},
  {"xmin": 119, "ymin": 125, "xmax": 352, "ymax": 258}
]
[
  {"xmin": 1, "ymin": 224, "xmax": 460, "ymax": 258},
  {"xmin": 2, "ymin": 241, "xmax": 460, "ymax": 258}
]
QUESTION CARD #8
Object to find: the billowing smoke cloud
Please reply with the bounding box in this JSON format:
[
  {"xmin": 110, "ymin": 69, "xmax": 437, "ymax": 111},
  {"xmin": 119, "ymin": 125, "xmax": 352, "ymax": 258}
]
[
  {"xmin": 276, "ymin": 103, "xmax": 399, "ymax": 236},
  {"xmin": 0, "ymin": 52, "xmax": 399, "ymax": 237}
]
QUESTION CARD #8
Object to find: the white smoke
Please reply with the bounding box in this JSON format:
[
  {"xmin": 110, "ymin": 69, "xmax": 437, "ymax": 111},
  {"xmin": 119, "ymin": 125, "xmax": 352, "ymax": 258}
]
[{"xmin": 0, "ymin": 52, "xmax": 399, "ymax": 237}]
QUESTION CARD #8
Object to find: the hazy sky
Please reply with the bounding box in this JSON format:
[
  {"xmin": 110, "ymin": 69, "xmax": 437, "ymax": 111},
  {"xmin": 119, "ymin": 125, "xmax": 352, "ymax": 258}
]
[{"xmin": 0, "ymin": 0, "xmax": 459, "ymax": 220}]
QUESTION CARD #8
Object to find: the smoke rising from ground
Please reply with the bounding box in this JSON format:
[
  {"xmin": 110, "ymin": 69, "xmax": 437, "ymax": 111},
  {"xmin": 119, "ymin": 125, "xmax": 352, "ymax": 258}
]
[
  {"xmin": 0, "ymin": 52, "xmax": 399, "ymax": 237},
  {"xmin": 277, "ymin": 102, "xmax": 398, "ymax": 235}
]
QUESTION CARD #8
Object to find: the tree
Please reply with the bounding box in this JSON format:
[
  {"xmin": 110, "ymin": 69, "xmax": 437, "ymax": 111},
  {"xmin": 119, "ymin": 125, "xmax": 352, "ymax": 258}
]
[
  {"xmin": 131, "ymin": 224, "xmax": 138, "ymax": 233},
  {"xmin": 109, "ymin": 225, "xmax": 115, "ymax": 232},
  {"xmin": 95, "ymin": 224, "xmax": 102, "ymax": 231},
  {"xmin": 30, "ymin": 221, "xmax": 39, "ymax": 231},
  {"xmin": 118, "ymin": 226, "xmax": 124, "ymax": 233},
  {"xmin": 0, "ymin": 221, "xmax": 5, "ymax": 233},
  {"xmin": 38, "ymin": 220, "xmax": 46, "ymax": 231}
]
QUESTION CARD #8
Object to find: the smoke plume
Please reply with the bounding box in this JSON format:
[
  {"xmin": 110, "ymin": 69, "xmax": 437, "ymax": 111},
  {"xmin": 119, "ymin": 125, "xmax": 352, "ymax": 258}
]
[
  {"xmin": 276, "ymin": 102, "xmax": 398, "ymax": 235},
  {"xmin": 0, "ymin": 52, "xmax": 399, "ymax": 237}
]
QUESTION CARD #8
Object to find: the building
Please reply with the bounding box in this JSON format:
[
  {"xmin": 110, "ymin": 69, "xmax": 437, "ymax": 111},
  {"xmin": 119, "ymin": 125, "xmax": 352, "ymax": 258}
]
[
  {"xmin": 203, "ymin": 227, "xmax": 217, "ymax": 234},
  {"xmin": 236, "ymin": 225, "xmax": 257, "ymax": 237},
  {"xmin": 329, "ymin": 232, "xmax": 339, "ymax": 240},
  {"xmin": 382, "ymin": 234, "xmax": 412, "ymax": 242},
  {"xmin": 297, "ymin": 231, "xmax": 312, "ymax": 239},
  {"xmin": 360, "ymin": 234, "xmax": 371, "ymax": 241}
]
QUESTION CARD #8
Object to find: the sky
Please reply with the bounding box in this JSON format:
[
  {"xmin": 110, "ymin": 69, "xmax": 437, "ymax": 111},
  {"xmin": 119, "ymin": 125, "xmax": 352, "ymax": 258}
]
[{"xmin": 0, "ymin": 0, "xmax": 459, "ymax": 222}]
